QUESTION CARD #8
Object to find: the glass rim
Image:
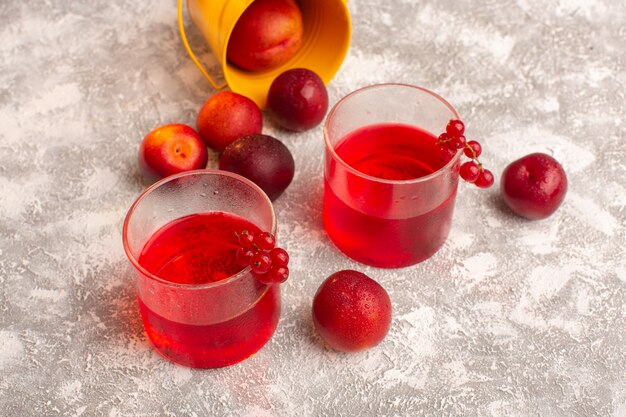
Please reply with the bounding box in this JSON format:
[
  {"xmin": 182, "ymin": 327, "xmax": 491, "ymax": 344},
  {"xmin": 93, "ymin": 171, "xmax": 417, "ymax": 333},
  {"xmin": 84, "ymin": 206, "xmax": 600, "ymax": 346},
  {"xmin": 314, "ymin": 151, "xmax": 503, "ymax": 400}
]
[
  {"xmin": 122, "ymin": 169, "xmax": 277, "ymax": 290},
  {"xmin": 324, "ymin": 83, "xmax": 463, "ymax": 185}
]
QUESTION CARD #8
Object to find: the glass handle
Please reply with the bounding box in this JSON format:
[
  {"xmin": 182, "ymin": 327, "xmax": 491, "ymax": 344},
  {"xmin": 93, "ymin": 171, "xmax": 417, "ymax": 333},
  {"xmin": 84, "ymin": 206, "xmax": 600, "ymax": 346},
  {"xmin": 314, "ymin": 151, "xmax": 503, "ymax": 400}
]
[{"xmin": 177, "ymin": 0, "xmax": 227, "ymax": 91}]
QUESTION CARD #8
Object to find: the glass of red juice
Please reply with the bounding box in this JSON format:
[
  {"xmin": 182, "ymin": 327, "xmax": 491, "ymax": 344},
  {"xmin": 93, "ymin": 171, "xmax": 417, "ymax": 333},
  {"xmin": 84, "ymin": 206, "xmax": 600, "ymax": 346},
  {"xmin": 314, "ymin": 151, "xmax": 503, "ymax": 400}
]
[
  {"xmin": 122, "ymin": 170, "xmax": 280, "ymax": 368},
  {"xmin": 323, "ymin": 84, "xmax": 462, "ymax": 268}
]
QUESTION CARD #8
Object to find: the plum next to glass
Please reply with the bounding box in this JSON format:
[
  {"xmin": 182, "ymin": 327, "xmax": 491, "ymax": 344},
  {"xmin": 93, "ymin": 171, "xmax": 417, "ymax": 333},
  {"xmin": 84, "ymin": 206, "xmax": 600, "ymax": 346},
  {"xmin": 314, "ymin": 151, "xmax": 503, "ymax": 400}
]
[
  {"xmin": 267, "ymin": 68, "xmax": 328, "ymax": 132},
  {"xmin": 500, "ymin": 152, "xmax": 567, "ymax": 220},
  {"xmin": 138, "ymin": 123, "xmax": 208, "ymax": 183},
  {"xmin": 219, "ymin": 134, "xmax": 295, "ymax": 201},
  {"xmin": 312, "ymin": 270, "xmax": 392, "ymax": 352}
]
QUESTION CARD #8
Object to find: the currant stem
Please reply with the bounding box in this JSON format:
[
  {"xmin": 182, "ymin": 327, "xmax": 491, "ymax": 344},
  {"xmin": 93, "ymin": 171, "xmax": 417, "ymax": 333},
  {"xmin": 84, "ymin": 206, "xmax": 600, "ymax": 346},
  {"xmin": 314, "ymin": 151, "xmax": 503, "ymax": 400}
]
[
  {"xmin": 463, "ymin": 143, "xmax": 485, "ymax": 171},
  {"xmin": 438, "ymin": 120, "xmax": 493, "ymax": 188},
  {"xmin": 465, "ymin": 143, "xmax": 477, "ymax": 159}
]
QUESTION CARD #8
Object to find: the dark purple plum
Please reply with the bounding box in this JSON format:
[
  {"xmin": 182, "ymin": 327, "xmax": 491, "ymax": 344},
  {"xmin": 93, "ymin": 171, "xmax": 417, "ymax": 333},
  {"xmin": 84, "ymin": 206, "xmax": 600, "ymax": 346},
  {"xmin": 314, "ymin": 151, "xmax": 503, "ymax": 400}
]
[
  {"xmin": 219, "ymin": 134, "xmax": 295, "ymax": 201},
  {"xmin": 267, "ymin": 68, "xmax": 328, "ymax": 131}
]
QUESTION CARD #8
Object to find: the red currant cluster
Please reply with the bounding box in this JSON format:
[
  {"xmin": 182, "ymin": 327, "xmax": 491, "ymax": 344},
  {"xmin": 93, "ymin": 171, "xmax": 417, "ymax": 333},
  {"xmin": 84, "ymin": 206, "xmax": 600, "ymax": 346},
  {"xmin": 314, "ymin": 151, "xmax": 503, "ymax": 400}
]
[
  {"xmin": 438, "ymin": 119, "xmax": 494, "ymax": 188},
  {"xmin": 235, "ymin": 230, "xmax": 290, "ymax": 284}
]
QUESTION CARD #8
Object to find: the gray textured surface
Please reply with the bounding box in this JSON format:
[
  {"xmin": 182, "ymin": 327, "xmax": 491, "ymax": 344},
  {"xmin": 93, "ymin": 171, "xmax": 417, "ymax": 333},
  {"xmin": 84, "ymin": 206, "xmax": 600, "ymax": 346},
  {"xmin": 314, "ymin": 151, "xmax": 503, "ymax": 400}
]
[{"xmin": 0, "ymin": 0, "xmax": 625, "ymax": 415}]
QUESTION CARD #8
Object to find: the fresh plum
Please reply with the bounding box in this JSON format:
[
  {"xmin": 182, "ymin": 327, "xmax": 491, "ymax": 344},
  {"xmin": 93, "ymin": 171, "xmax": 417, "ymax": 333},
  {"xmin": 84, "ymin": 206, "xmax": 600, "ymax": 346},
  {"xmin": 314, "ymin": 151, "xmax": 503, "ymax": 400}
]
[
  {"xmin": 138, "ymin": 124, "xmax": 208, "ymax": 183},
  {"xmin": 227, "ymin": 0, "xmax": 304, "ymax": 72},
  {"xmin": 501, "ymin": 152, "xmax": 567, "ymax": 220},
  {"xmin": 312, "ymin": 270, "xmax": 392, "ymax": 352},
  {"xmin": 267, "ymin": 68, "xmax": 328, "ymax": 131},
  {"xmin": 196, "ymin": 91, "xmax": 262, "ymax": 152},
  {"xmin": 219, "ymin": 134, "xmax": 295, "ymax": 201}
]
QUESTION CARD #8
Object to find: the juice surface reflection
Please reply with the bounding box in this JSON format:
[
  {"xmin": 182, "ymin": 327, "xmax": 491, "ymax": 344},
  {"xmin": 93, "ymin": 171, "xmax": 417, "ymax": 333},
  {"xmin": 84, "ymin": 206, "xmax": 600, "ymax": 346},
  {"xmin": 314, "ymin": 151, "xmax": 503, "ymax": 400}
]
[
  {"xmin": 324, "ymin": 123, "xmax": 458, "ymax": 267},
  {"xmin": 137, "ymin": 212, "xmax": 280, "ymax": 368},
  {"xmin": 334, "ymin": 123, "xmax": 445, "ymax": 181}
]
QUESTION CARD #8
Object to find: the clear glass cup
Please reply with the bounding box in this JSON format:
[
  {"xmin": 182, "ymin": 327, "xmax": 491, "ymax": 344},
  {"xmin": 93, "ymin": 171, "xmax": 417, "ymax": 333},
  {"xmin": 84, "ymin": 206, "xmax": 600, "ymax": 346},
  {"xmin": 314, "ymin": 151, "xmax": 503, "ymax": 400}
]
[
  {"xmin": 323, "ymin": 84, "xmax": 462, "ymax": 268},
  {"xmin": 122, "ymin": 170, "xmax": 279, "ymax": 368}
]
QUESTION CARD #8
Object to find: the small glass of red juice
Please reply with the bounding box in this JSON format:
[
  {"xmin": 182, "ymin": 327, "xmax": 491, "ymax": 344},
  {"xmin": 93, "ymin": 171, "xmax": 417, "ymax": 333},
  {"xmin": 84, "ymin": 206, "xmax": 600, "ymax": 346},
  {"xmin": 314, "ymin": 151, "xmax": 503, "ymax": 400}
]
[
  {"xmin": 122, "ymin": 170, "xmax": 280, "ymax": 368},
  {"xmin": 323, "ymin": 84, "xmax": 462, "ymax": 268}
]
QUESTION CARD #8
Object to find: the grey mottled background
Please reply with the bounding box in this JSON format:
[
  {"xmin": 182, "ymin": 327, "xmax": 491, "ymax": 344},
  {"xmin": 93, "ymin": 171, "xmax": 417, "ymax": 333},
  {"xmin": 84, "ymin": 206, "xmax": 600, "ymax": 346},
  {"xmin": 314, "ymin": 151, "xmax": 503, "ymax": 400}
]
[{"xmin": 0, "ymin": 0, "xmax": 625, "ymax": 415}]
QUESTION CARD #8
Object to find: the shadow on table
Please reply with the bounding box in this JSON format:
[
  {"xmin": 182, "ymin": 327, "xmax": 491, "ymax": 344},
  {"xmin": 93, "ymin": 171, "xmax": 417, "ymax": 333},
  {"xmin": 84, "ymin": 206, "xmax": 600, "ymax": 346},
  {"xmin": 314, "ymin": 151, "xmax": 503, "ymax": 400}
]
[
  {"xmin": 487, "ymin": 190, "xmax": 522, "ymax": 220},
  {"xmin": 293, "ymin": 298, "xmax": 327, "ymax": 352},
  {"xmin": 88, "ymin": 264, "xmax": 152, "ymax": 354},
  {"xmin": 283, "ymin": 166, "xmax": 325, "ymax": 235}
]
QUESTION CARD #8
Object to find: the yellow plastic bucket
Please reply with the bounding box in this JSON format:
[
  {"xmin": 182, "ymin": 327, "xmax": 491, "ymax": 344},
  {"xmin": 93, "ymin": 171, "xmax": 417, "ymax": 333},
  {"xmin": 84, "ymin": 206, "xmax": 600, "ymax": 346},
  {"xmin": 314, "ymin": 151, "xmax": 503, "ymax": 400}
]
[{"xmin": 178, "ymin": 0, "xmax": 351, "ymax": 108}]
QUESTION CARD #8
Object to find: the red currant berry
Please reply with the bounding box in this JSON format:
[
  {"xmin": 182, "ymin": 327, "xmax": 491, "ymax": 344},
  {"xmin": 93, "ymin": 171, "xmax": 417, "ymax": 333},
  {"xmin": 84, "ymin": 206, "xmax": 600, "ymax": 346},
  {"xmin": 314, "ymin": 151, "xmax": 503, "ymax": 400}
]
[
  {"xmin": 464, "ymin": 140, "xmax": 482, "ymax": 158},
  {"xmin": 452, "ymin": 135, "xmax": 466, "ymax": 149},
  {"xmin": 475, "ymin": 169, "xmax": 495, "ymax": 188},
  {"xmin": 269, "ymin": 247, "xmax": 289, "ymax": 267},
  {"xmin": 250, "ymin": 251, "xmax": 272, "ymax": 274},
  {"xmin": 437, "ymin": 132, "xmax": 450, "ymax": 145},
  {"xmin": 255, "ymin": 231, "xmax": 276, "ymax": 250},
  {"xmin": 237, "ymin": 230, "xmax": 255, "ymax": 248},
  {"xmin": 446, "ymin": 119, "xmax": 465, "ymax": 137},
  {"xmin": 460, "ymin": 161, "xmax": 480, "ymax": 183},
  {"xmin": 441, "ymin": 146, "xmax": 458, "ymax": 162},
  {"xmin": 235, "ymin": 247, "xmax": 255, "ymax": 268},
  {"xmin": 257, "ymin": 266, "xmax": 289, "ymax": 284}
]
